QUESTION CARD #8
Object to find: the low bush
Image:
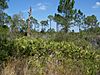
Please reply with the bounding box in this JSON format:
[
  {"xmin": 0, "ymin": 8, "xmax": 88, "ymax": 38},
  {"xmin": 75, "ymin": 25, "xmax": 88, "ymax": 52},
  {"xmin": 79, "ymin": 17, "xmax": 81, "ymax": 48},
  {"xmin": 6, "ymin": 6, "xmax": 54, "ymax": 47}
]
[
  {"xmin": 0, "ymin": 36, "xmax": 100, "ymax": 75},
  {"xmin": 14, "ymin": 37, "xmax": 100, "ymax": 75}
]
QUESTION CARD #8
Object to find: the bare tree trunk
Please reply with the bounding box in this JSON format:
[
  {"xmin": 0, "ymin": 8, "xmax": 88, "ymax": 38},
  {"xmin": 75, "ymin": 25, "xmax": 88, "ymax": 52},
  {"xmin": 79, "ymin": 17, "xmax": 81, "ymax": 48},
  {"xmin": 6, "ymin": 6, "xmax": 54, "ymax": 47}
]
[
  {"xmin": 79, "ymin": 25, "xmax": 81, "ymax": 32},
  {"xmin": 50, "ymin": 20, "xmax": 51, "ymax": 30},
  {"xmin": 56, "ymin": 23, "xmax": 59, "ymax": 32},
  {"xmin": 27, "ymin": 18, "xmax": 30, "ymax": 37},
  {"xmin": 27, "ymin": 7, "xmax": 32, "ymax": 37}
]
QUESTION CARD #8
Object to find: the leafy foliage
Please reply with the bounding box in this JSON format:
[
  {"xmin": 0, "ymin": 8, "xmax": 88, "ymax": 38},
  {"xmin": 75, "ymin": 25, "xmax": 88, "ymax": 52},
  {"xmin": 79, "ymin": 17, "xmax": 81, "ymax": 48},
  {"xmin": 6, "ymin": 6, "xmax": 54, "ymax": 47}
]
[
  {"xmin": 84, "ymin": 15, "xmax": 99, "ymax": 29},
  {"xmin": 0, "ymin": 36, "xmax": 99, "ymax": 75},
  {"xmin": 0, "ymin": 0, "xmax": 9, "ymax": 10}
]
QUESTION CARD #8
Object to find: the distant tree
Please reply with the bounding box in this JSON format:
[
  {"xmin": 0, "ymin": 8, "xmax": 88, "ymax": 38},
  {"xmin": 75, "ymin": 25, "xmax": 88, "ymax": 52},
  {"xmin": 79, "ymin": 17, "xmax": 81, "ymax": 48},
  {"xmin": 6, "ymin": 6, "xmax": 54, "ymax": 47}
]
[
  {"xmin": 40, "ymin": 20, "xmax": 48, "ymax": 32},
  {"xmin": 5, "ymin": 15, "xmax": 12, "ymax": 25},
  {"xmin": 48, "ymin": 15, "xmax": 53, "ymax": 30},
  {"xmin": 10, "ymin": 14, "xmax": 21, "ymax": 32},
  {"xmin": 19, "ymin": 19, "xmax": 27, "ymax": 32},
  {"xmin": 57, "ymin": 0, "xmax": 75, "ymax": 32},
  {"xmin": 0, "ymin": 0, "xmax": 9, "ymax": 10},
  {"xmin": 0, "ymin": 0, "xmax": 9, "ymax": 25},
  {"xmin": 54, "ymin": 13, "xmax": 74, "ymax": 32},
  {"xmin": 30, "ymin": 16, "xmax": 38, "ymax": 30},
  {"xmin": 54, "ymin": 14, "xmax": 62, "ymax": 32},
  {"xmin": 0, "ymin": 12, "xmax": 11, "ymax": 26},
  {"xmin": 74, "ymin": 9, "xmax": 85, "ymax": 32},
  {"xmin": 84, "ymin": 15, "xmax": 99, "ymax": 29}
]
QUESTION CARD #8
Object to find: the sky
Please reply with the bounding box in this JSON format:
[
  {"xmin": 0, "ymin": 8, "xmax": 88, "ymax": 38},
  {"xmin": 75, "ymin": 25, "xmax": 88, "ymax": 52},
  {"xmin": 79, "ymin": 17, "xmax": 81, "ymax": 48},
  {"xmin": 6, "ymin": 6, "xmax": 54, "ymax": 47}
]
[
  {"xmin": 5, "ymin": 0, "xmax": 59, "ymax": 20},
  {"xmin": 5, "ymin": 0, "xmax": 100, "ymax": 32}
]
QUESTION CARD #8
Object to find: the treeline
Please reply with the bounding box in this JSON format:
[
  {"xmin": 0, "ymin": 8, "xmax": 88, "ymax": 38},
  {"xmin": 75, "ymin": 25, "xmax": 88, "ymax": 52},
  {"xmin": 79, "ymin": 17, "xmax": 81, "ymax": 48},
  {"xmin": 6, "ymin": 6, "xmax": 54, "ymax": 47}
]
[{"xmin": 0, "ymin": 0, "xmax": 100, "ymax": 35}]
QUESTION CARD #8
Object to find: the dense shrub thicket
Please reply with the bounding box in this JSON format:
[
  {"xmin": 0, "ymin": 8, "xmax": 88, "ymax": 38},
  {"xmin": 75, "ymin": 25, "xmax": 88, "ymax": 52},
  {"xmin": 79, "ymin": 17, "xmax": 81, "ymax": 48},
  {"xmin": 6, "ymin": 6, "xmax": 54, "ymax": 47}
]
[{"xmin": 0, "ymin": 36, "xmax": 100, "ymax": 75}]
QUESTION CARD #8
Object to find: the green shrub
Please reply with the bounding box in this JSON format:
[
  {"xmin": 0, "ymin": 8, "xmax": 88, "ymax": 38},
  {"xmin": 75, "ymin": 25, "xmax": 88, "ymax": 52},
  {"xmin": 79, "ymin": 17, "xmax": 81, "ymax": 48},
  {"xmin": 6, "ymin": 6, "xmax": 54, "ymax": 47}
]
[
  {"xmin": 13, "ymin": 36, "xmax": 100, "ymax": 75},
  {"xmin": 0, "ymin": 36, "xmax": 100, "ymax": 75}
]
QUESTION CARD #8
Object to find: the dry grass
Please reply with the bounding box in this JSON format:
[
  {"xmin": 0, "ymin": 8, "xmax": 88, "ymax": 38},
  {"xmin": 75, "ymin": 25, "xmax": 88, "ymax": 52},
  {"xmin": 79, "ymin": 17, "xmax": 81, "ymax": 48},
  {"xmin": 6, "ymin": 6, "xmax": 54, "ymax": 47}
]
[{"xmin": 0, "ymin": 58, "xmax": 84, "ymax": 75}]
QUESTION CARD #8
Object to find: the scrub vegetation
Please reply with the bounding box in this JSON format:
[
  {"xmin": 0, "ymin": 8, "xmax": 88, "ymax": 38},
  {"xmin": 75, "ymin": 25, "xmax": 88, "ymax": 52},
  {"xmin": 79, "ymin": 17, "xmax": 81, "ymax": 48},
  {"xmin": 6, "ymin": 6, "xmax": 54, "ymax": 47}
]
[{"xmin": 0, "ymin": 0, "xmax": 100, "ymax": 75}]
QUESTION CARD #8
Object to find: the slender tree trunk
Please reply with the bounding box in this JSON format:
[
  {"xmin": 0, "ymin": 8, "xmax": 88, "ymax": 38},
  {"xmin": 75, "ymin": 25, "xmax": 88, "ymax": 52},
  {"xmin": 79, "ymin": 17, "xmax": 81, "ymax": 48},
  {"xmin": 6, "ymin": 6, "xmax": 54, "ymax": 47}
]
[
  {"xmin": 79, "ymin": 25, "xmax": 81, "ymax": 32},
  {"xmin": 27, "ymin": 17, "xmax": 30, "ymax": 37},
  {"xmin": 56, "ymin": 23, "xmax": 58, "ymax": 32},
  {"xmin": 64, "ymin": 25, "xmax": 68, "ymax": 33},
  {"xmin": 41, "ymin": 25, "xmax": 44, "ymax": 32},
  {"xmin": 34, "ymin": 24, "xmax": 35, "ymax": 30},
  {"xmin": 84, "ymin": 24, "xmax": 87, "ymax": 31},
  {"xmin": 42, "ymin": 25, "xmax": 43, "ymax": 30},
  {"xmin": 50, "ymin": 20, "xmax": 51, "ymax": 29},
  {"xmin": 27, "ymin": 7, "xmax": 32, "ymax": 37}
]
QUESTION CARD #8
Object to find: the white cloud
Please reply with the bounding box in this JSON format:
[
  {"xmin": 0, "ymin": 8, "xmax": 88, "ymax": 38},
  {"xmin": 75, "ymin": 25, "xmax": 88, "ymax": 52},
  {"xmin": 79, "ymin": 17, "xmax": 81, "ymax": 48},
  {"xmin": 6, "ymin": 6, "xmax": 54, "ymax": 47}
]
[
  {"xmin": 39, "ymin": 5, "xmax": 47, "ymax": 10},
  {"xmin": 96, "ymin": 2, "xmax": 100, "ymax": 6},
  {"xmin": 21, "ymin": 3, "xmax": 48, "ymax": 13},
  {"xmin": 92, "ymin": 2, "xmax": 100, "ymax": 8},
  {"xmin": 36, "ymin": 3, "xmax": 47, "ymax": 11},
  {"xmin": 37, "ymin": 3, "xmax": 42, "ymax": 6}
]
